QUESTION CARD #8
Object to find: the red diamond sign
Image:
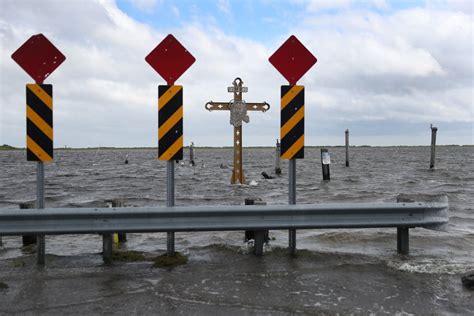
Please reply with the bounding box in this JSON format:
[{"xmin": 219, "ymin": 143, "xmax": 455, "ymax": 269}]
[
  {"xmin": 145, "ymin": 34, "xmax": 196, "ymax": 85},
  {"xmin": 269, "ymin": 35, "xmax": 317, "ymax": 85},
  {"xmin": 11, "ymin": 34, "xmax": 66, "ymax": 84}
]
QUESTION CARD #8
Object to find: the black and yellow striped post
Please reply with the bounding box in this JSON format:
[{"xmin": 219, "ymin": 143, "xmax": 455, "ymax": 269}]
[
  {"xmin": 280, "ymin": 85, "xmax": 304, "ymax": 256},
  {"xmin": 280, "ymin": 85, "xmax": 304, "ymax": 160},
  {"xmin": 158, "ymin": 85, "xmax": 183, "ymax": 161},
  {"xmin": 26, "ymin": 83, "xmax": 53, "ymax": 265},
  {"xmin": 26, "ymin": 84, "xmax": 53, "ymax": 161},
  {"xmin": 158, "ymin": 85, "xmax": 183, "ymax": 256}
]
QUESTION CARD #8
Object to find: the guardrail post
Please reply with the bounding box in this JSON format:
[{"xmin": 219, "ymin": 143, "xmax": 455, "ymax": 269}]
[
  {"xmin": 19, "ymin": 202, "xmax": 36, "ymax": 246},
  {"xmin": 112, "ymin": 199, "xmax": 126, "ymax": 243},
  {"xmin": 254, "ymin": 231, "xmax": 265, "ymax": 257},
  {"xmin": 102, "ymin": 234, "xmax": 113, "ymax": 264},
  {"xmin": 397, "ymin": 227, "xmax": 409, "ymax": 254}
]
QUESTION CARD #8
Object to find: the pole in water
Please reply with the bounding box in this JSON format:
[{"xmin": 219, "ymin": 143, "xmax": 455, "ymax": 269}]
[
  {"xmin": 36, "ymin": 162, "xmax": 45, "ymax": 266},
  {"xmin": 321, "ymin": 148, "xmax": 331, "ymax": 181},
  {"xmin": 166, "ymin": 160, "xmax": 175, "ymax": 256},
  {"xmin": 288, "ymin": 159, "xmax": 296, "ymax": 256},
  {"xmin": 275, "ymin": 139, "xmax": 282, "ymax": 175},
  {"xmin": 345, "ymin": 129, "xmax": 349, "ymax": 167},
  {"xmin": 189, "ymin": 142, "xmax": 195, "ymax": 166},
  {"xmin": 430, "ymin": 124, "xmax": 437, "ymax": 169}
]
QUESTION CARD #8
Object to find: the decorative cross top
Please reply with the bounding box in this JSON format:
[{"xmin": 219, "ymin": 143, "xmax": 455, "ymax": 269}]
[{"xmin": 205, "ymin": 77, "xmax": 270, "ymax": 184}]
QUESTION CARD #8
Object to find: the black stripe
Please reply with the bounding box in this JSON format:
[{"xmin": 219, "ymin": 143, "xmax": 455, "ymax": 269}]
[
  {"xmin": 169, "ymin": 148, "xmax": 183, "ymax": 161},
  {"xmin": 281, "ymin": 87, "xmax": 304, "ymax": 127},
  {"xmin": 158, "ymin": 85, "xmax": 172, "ymax": 97},
  {"xmin": 159, "ymin": 89, "xmax": 182, "ymax": 126},
  {"xmin": 159, "ymin": 119, "xmax": 183, "ymax": 157},
  {"xmin": 27, "ymin": 149, "xmax": 40, "ymax": 161},
  {"xmin": 292, "ymin": 147, "xmax": 304, "ymax": 159},
  {"xmin": 27, "ymin": 119, "xmax": 53, "ymax": 158},
  {"xmin": 40, "ymin": 84, "xmax": 53, "ymax": 98},
  {"xmin": 281, "ymin": 85, "xmax": 292, "ymax": 96},
  {"xmin": 26, "ymin": 87, "xmax": 52, "ymax": 126},
  {"xmin": 281, "ymin": 119, "xmax": 304, "ymax": 155}
]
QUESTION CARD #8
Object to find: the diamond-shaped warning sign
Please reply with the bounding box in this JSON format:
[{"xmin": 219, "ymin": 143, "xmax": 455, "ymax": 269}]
[
  {"xmin": 145, "ymin": 34, "xmax": 195, "ymax": 85},
  {"xmin": 269, "ymin": 35, "xmax": 317, "ymax": 85},
  {"xmin": 11, "ymin": 34, "xmax": 66, "ymax": 84}
]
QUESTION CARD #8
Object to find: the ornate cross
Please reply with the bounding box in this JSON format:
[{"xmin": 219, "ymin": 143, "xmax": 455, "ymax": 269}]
[{"xmin": 205, "ymin": 77, "xmax": 270, "ymax": 184}]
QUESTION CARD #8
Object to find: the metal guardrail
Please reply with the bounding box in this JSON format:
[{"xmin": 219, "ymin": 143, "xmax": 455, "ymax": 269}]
[{"xmin": 0, "ymin": 198, "xmax": 448, "ymax": 236}]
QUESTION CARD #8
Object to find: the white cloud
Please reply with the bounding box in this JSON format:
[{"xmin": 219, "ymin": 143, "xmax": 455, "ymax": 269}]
[
  {"xmin": 217, "ymin": 0, "xmax": 231, "ymax": 16},
  {"xmin": 125, "ymin": 0, "xmax": 161, "ymax": 12}
]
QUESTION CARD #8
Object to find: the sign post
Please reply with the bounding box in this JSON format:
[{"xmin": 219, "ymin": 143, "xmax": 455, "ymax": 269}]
[
  {"xmin": 205, "ymin": 78, "xmax": 270, "ymax": 184},
  {"xmin": 11, "ymin": 34, "xmax": 66, "ymax": 265},
  {"xmin": 146, "ymin": 34, "xmax": 195, "ymax": 256},
  {"xmin": 269, "ymin": 35, "xmax": 317, "ymax": 256}
]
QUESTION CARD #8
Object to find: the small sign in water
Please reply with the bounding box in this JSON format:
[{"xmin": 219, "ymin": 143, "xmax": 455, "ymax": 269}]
[{"xmin": 322, "ymin": 152, "xmax": 331, "ymax": 165}]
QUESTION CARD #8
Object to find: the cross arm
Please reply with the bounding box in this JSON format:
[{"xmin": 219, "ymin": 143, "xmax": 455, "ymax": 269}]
[
  {"xmin": 246, "ymin": 102, "xmax": 270, "ymax": 112},
  {"xmin": 205, "ymin": 101, "xmax": 230, "ymax": 111}
]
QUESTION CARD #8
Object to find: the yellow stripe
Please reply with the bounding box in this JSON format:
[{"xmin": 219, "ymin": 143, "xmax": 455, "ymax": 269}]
[
  {"xmin": 159, "ymin": 135, "xmax": 183, "ymax": 160},
  {"xmin": 27, "ymin": 105, "xmax": 53, "ymax": 140},
  {"xmin": 280, "ymin": 105, "xmax": 304, "ymax": 139},
  {"xmin": 27, "ymin": 84, "xmax": 52, "ymax": 110},
  {"xmin": 158, "ymin": 86, "xmax": 182, "ymax": 110},
  {"xmin": 281, "ymin": 135, "xmax": 304, "ymax": 160},
  {"xmin": 27, "ymin": 135, "xmax": 53, "ymax": 161},
  {"xmin": 159, "ymin": 106, "xmax": 183, "ymax": 140},
  {"xmin": 281, "ymin": 85, "xmax": 304, "ymax": 110}
]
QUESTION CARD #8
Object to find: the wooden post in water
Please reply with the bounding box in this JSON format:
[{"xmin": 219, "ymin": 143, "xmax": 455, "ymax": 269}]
[
  {"xmin": 345, "ymin": 129, "xmax": 349, "ymax": 167},
  {"xmin": 189, "ymin": 142, "xmax": 195, "ymax": 166},
  {"xmin": 275, "ymin": 139, "xmax": 282, "ymax": 175},
  {"xmin": 321, "ymin": 148, "xmax": 330, "ymax": 180},
  {"xmin": 430, "ymin": 124, "xmax": 437, "ymax": 169}
]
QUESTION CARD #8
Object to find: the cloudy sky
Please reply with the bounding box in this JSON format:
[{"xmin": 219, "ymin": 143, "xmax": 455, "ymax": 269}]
[{"xmin": 1, "ymin": 0, "xmax": 472, "ymax": 147}]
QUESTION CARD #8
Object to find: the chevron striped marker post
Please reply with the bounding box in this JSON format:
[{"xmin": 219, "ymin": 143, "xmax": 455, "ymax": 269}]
[
  {"xmin": 12, "ymin": 33, "xmax": 66, "ymax": 265},
  {"xmin": 269, "ymin": 35, "xmax": 317, "ymax": 256},
  {"xmin": 146, "ymin": 34, "xmax": 195, "ymax": 256}
]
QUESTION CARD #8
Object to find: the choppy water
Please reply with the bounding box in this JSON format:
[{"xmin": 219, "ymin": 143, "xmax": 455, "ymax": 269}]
[{"xmin": 0, "ymin": 146, "xmax": 473, "ymax": 314}]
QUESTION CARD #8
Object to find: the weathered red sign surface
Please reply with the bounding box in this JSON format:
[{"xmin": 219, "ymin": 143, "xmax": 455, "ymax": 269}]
[
  {"xmin": 269, "ymin": 35, "xmax": 317, "ymax": 85},
  {"xmin": 145, "ymin": 34, "xmax": 195, "ymax": 85},
  {"xmin": 11, "ymin": 34, "xmax": 66, "ymax": 84}
]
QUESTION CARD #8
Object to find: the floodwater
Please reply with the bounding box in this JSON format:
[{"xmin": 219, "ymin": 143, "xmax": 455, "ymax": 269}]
[{"xmin": 0, "ymin": 146, "xmax": 473, "ymax": 314}]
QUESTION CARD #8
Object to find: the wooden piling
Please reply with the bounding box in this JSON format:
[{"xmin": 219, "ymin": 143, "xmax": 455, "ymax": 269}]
[
  {"xmin": 321, "ymin": 149, "xmax": 330, "ymax": 181},
  {"xmin": 19, "ymin": 202, "xmax": 36, "ymax": 246},
  {"xmin": 275, "ymin": 139, "xmax": 282, "ymax": 175},
  {"xmin": 430, "ymin": 125, "xmax": 437, "ymax": 169},
  {"xmin": 345, "ymin": 129, "xmax": 349, "ymax": 167},
  {"xmin": 190, "ymin": 142, "xmax": 195, "ymax": 166}
]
